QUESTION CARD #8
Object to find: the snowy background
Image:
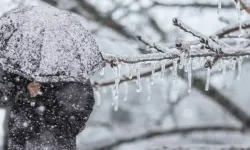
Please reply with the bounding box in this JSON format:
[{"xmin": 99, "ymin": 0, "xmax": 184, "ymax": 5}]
[{"xmin": 1, "ymin": 0, "xmax": 250, "ymax": 150}]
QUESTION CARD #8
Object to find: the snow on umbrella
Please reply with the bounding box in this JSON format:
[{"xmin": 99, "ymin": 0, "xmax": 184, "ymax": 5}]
[{"xmin": 0, "ymin": 5, "xmax": 105, "ymax": 84}]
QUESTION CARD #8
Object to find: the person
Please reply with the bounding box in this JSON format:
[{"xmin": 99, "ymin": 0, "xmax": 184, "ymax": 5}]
[{"xmin": 1, "ymin": 72, "xmax": 95, "ymax": 150}]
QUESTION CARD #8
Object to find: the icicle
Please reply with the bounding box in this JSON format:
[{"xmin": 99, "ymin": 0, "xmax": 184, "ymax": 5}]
[
  {"xmin": 100, "ymin": 67, "xmax": 105, "ymax": 76},
  {"xmin": 192, "ymin": 58, "xmax": 198, "ymax": 70},
  {"xmin": 161, "ymin": 60, "xmax": 166, "ymax": 77},
  {"xmin": 94, "ymin": 88, "xmax": 101, "ymax": 106},
  {"xmin": 179, "ymin": 52, "xmax": 186, "ymax": 69},
  {"xmin": 123, "ymin": 82, "xmax": 128, "ymax": 101},
  {"xmin": 111, "ymin": 86, "xmax": 119, "ymax": 111},
  {"xmin": 232, "ymin": 59, "xmax": 236, "ymax": 71},
  {"xmin": 129, "ymin": 64, "xmax": 134, "ymax": 79},
  {"xmin": 217, "ymin": 59, "xmax": 222, "ymax": 71},
  {"xmin": 113, "ymin": 64, "xmax": 121, "ymax": 100},
  {"xmin": 147, "ymin": 78, "xmax": 152, "ymax": 101},
  {"xmin": 172, "ymin": 59, "xmax": 178, "ymax": 83},
  {"xmin": 136, "ymin": 63, "xmax": 142, "ymax": 92},
  {"xmin": 150, "ymin": 62, "xmax": 157, "ymax": 85},
  {"xmin": 236, "ymin": 57, "xmax": 243, "ymax": 80},
  {"xmin": 217, "ymin": 0, "xmax": 222, "ymax": 15},
  {"xmin": 205, "ymin": 68, "xmax": 211, "ymax": 91},
  {"xmin": 113, "ymin": 95, "xmax": 119, "ymax": 111},
  {"xmin": 187, "ymin": 58, "xmax": 192, "ymax": 93},
  {"xmin": 235, "ymin": 0, "xmax": 242, "ymax": 34}
]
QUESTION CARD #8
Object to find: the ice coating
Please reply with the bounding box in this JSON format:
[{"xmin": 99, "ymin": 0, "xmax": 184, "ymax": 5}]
[{"xmin": 0, "ymin": 5, "xmax": 105, "ymax": 82}]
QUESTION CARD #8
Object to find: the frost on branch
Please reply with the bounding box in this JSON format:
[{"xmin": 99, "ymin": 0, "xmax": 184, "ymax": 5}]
[{"xmin": 97, "ymin": 14, "xmax": 250, "ymax": 110}]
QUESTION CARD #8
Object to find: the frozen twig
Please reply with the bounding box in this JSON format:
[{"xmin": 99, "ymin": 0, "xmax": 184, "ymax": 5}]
[
  {"xmin": 137, "ymin": 36, "xmax": 166, "ymax": 53},
  {"xmin": 152, "ymin": 1, "xmax": 235, "ymax": 9},
  {"xmin": 102, "ymin": 51, "xmax": 250, "ymax": 65}
]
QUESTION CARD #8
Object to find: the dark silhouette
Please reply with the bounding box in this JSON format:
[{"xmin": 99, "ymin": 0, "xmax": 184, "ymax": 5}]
[{"xmin": 1, "ymin": 73, "xmax": 94, "ymax": 150}]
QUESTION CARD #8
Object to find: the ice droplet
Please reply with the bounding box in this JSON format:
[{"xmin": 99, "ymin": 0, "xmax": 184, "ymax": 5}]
[{"xmin": 205, "ymin": 68, "xmax": 211, "ymax": 91}]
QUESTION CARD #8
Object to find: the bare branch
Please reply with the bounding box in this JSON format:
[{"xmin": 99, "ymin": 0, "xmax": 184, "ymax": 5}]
[
  {"xmin": 240, "ymin": 0, "xmax": 250, "ymax": 14},
  {"xmin": 92, "ymin": 125, "xmax": 243, "ymax": 150},
  {"xmin": 137, "ymin": 36, "xmax": 166, "ymax": 53},
  {"xmin": 192, "ymin": 78, "xmax": 250, "ymax": 127},
  {"xmin": 42, "ymin": 0, "xmax": 136, "ymax": 40},
  {"xmin": 152, "ymin": 1, "xmax": 235, "ymax": 9},
  {"xmin": 102, "ymin": 51, "xmax": 250, "ymax": 65},
  {"xmin": 216, "ymin": 20, "xmax": 250, "ymax": 38}
]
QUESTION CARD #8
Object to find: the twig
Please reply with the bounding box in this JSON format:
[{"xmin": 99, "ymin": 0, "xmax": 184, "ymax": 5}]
[
  {"xmin": 216, "ymin": 20, "xmax": 250, "ymax": 38},
  {"xmin": 173, "ymin": 18, "xmax": 225, "ymax": 52},
  {"xmin": 193, "ymin": 78, "xmax": 250, "ymax": 127},
  {"xmin": 92, "ymin": 125, "xmax": 243, "ymax": 150},
  {"xmin": 102, "ymin": 51, "xmax": 250, "ymax": 65},
  {"xmin": 240, "ymin": 0, "xmax": 250, "ymax": 14},
  {"xmin": 153, "ymin": 1, "xmax": 235, "ymax": 9},
  {"xmin": 137, "ymin": 36, "xmax": 166, "ymax": 53},
  {"xmin": 42, "ymin": 0, "xmax": 136, "ymax": 39}
]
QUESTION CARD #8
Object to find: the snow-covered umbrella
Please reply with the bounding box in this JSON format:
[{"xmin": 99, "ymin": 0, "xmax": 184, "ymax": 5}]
[{"xmin": 0, "ymin": 5, "xmax": 105, "ymax": 84}]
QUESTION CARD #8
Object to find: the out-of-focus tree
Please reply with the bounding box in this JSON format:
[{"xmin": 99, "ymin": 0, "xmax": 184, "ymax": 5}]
[{"xmin": 1, "ymin": 0, "xmax": 250, "ymax": 150}]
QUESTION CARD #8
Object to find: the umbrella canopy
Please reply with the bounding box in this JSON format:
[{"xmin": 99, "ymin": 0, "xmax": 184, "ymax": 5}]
[{"xmin": 0, "ymin": 5, "xmax": 105, "ymax": 82}]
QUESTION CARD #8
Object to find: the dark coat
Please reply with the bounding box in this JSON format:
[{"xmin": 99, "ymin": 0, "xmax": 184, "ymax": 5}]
[{"xmin": 1, "ymin": 73, "xmax": 95, "ymax": 150}]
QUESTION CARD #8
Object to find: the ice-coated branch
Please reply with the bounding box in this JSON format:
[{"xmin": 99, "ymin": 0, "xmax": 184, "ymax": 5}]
[
  {"xmin": 172, "ymin": 18, "xmax": 226, "ymax": 52},
  {"xmin": 92, "ymin": 125, "xmax": 243, "ymax": 150},
  {"xmin": 152, "ymin": 1, "xmax": 235, "ymax": 9},
  {"xmin": 137, "ymin": 36, "xmax": 166, "ymax": 53},
  {"xmin": 102, "ymin": 51, "xmax": 250, "ymax": 66},
  {"xmin": 216, "ymin": 20, "xmax": 250, "ymax": 38},
  {"xmin": 93, "ymin": 60, "xmax": 177, "ymax": 88}
]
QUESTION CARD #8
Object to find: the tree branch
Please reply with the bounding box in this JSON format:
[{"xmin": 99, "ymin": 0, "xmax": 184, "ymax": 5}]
[
  {"xmin": 192, "ymin": 78, "xmax": 250, "ymax": 127},
  {"xmin": 92, "ymin": 125, "xmax": 243, "ymax": 150},
  {"xmin": 240, "ymin": 0, "xmax": 250, "ymax": 14},
  {"xmin": 216, "ymin": 20, "xmax": 250, "ymax": 38},
  {"xmin": 102, "ymin": 51, "xmax": 250, "ymax": 65},
  {"xmin": 153, "ymin": 1, "xmax": 235, "ymax": 9},
  {"xmin": 42, "ymin": 0, "xmax": 135, "ymax": 39}
]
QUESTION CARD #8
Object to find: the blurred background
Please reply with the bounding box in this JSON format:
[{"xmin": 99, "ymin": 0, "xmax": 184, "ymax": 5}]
[{"xmin": 1, "ymin": 0, "xmax": 250, "ymax": 150}]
